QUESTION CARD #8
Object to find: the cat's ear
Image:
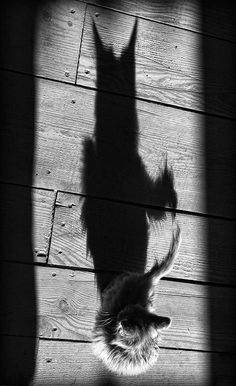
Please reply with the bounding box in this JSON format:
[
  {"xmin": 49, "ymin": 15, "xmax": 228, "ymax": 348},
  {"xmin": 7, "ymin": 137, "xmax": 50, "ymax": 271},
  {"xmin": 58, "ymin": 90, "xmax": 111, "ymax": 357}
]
[
  {"xmin": 152, "ymin": 315, "xmax": 171, "ymax": 330},
  {"xmin": 93, "ymin": 21, "xmax": 104, "ymax": 51}
]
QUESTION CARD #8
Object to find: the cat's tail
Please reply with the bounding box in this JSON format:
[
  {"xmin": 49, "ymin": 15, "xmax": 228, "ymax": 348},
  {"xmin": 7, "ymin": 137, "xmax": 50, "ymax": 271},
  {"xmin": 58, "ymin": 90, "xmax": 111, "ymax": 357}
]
[{"xmin": 145, "ymin": 224, "xmax": 181, "ymax": 284}]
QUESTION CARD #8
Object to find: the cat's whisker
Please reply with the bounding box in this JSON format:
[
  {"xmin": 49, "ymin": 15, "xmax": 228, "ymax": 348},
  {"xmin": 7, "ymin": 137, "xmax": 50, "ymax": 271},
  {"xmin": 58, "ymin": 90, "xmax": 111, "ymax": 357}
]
[{"xmin": 93, "ymin": 226, "xmax": 181, "ymax": 375}]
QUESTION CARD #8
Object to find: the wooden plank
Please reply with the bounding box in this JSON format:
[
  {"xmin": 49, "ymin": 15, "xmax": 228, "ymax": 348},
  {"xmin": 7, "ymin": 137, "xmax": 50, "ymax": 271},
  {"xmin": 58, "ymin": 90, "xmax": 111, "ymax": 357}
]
[
  {"xmin": 33, "ymin": 340, "xmax": 212, "ymax": 385},
  {"xmin": 32, "ymin": 189, "xmax": 56, "ymax": 263},
  {"xmin": 77, "ymin": 6, "xmax": 236, "ymax": 118},
  {"xmin": 48, "ymin": 192, "xmax": 236, "ymax": 286},
  {"xmin": 2, "ymin": 262, "xmax": 234, "ymax": 352},
  {"xmin": 1, "ymin": 73, "xmax": 235, "ymax": 217},
  {"xmin": 1, "ymin": 336, "xmax": 234, "ymax": 386},
  {"xmin": 0, "ymin": 184, "xmax": 55, "ymax": 263},
  {"xmin": 33, "ymin": 78, "xmax": 234, "ymax": 218},
  {"xmin": 35, "ymin": 268, "xmax": 236, "ymax": 352},
  {"xmin": 38, "ymin": 266, "xmax": 206, "ymax": 349},
  {"xmin": 0, "ymin": 0, "xmax": 86, "ymax": 83},
  {"xmin": 81, "ymin": 0, "xmax": 236, "ymax": 42},
  {"xmin": 34, "ymin": 0, "xmax": 86, "ymax": 82}
]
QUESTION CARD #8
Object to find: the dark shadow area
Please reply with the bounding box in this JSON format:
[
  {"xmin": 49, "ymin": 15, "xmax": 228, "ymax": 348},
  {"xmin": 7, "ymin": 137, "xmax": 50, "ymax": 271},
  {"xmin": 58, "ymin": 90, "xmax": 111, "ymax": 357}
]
[
  {"xmin": 202, "ymin": 0, "xmax": 236, "ymax": 384},
  {"xmin": 0, "ymin": 0, "xmax": 37, "ymax": 383},
  {"xmin": 81, "ymin": 19, "xmax": 177, "ymax": 294}
]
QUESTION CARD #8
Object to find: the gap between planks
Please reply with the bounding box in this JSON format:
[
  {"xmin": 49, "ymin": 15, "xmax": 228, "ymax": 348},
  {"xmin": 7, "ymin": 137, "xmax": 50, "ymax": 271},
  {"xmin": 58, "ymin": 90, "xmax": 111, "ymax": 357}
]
[{"xmin": 1, "ymin": 261, "xmax": 236, "ymax": 353}]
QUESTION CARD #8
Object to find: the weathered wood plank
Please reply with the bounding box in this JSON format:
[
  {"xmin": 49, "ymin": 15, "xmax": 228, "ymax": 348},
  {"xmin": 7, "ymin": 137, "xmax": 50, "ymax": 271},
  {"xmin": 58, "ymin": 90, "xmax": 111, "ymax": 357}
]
[
  {"xmin": 33, "ymin": 340, "xmax": 212, "ymax": 386},
  {"xmin": 48, "ymin": 192, "xmax": 236, "ymax": 285},
  {"xmin": 0, "ymin": 184, "xmax": 55, "ymax": 263},
  {"xmin": 34, "ymin": 340, "xmax": 236, "ymax": 385},
  {"xmin": 34, "ymin": 0, "xmax": 86, "ymax": 82},
  {"xmin": 32, "ymin": 189, "xmax": 56, "ymax": 263},
  {"xmin": 1, "ymin": 336, "xmax": 234, "ymax": 386},
  {"xmin": 1, "ymin": 73, "xmax": 235, "ymax": 217},
  {"xmin": 77, "ymin": 6, "xmax": 236, "ymax": 118},
  {"xmin": 0, "ymin": 0, "xmax": 86, "ymax": 83},
  {"xmin": 81, "ymin": 0, "xmax": 236, "ymax": 42},
  {"xmin": 36, "ymin": 268, "xmax": 236, "ymax": 352},
  {"xmin": 34, "ymin": 78, "xmax": 234, "ymax": 218},
  {"xmin": 2, "ymin": 262, "xmax": 235, "ymax": 352}
]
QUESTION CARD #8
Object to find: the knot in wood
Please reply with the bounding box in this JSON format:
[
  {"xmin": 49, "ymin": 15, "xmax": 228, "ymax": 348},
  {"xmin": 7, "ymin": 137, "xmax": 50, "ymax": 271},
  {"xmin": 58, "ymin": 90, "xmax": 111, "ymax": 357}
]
[{"xmin": 59, "ymin": 298, "xmax": 69, "ymax": 313}]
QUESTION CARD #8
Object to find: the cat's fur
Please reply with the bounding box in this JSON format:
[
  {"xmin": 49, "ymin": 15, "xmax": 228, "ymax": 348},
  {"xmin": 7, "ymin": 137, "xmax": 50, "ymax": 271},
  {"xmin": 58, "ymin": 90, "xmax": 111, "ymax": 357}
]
[{"xmin": 92, "ymin": 225, "xmax": 181, "ymax": 375}]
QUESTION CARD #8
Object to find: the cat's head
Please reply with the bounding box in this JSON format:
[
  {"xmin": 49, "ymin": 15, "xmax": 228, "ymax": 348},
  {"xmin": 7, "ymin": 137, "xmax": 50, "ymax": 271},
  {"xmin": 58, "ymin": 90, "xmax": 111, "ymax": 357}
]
[{"xmin": 112, "ymin": 304, "xmax": 171, "ymax": 348}]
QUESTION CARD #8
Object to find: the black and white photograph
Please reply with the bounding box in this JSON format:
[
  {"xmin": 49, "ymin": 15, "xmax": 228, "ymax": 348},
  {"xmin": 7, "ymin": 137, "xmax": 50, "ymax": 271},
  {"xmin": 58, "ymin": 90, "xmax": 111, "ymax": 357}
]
[{"xmin": 0, "ymin": 0, "xmax": 236, "ymax": 384}]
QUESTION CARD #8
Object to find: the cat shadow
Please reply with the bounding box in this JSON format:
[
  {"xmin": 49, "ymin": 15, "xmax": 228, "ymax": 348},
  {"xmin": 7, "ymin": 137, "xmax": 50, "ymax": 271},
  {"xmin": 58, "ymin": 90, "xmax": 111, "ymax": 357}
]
[{"xmin": 81, "ymin": 19, "xmax": 177, "ymax": 294}]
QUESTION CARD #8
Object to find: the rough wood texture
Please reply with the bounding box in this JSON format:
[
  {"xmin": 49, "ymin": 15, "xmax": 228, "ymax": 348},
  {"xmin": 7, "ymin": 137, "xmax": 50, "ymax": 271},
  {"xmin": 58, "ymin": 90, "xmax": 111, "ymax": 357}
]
[
  {"xmin": 37, "ymin": 266, "xmax": 236, "ymax": 352},
  {"xmin": 81, "ymin": 0, "xmax": 236, "ymax": 42},
  {"xmin": 48, "ymin": 192, "xmax": 236, "ymax": 285},
  {"xmin": 0, "ymin": 262, "xmax": 231, "ymax": 352},
  {"xmin": 1, "ymin": 72, "xmax": 234, "ymax": 217},
  {"xmin": 34, "ymin": 78, "xmax": 234, "ymax": 217},
  {"xmin": 0, "ymin": 184, "xmax": 55, "ymax": 263},
  {"xmin": 33, "ymin": 340, "xmax": 212, "ymax": 386},
  {"xmin": 34, "ymin": 0, "xmax": 86, "ymax": 82},
  {"xmin": 77, "ymin": 6, "xmax": 236, "ymax": 118},
  {"xmin": 32, "ymin": 189, "xmax": 56, "ymax": 263},
  {"xmin": 0, "ymin": 0, "xmax": 85, "ymax": 83},
  {"xmin": 1, "ymin": 335, "xmax": 234, "ymax": 386}
]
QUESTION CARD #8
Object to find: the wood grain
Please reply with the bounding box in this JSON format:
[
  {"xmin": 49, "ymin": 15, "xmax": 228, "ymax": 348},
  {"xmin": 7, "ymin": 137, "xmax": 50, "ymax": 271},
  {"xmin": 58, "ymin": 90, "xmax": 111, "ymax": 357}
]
[
  {"xmin": 34, "ymin": 77, "xmax": 235, "ymax": 217},
  {"xmin": 48, "ymin": 192, "xmax": 236, "ymax": 285},
  {"xmin": 33, "ymin": 339, "xmax": 212, "ymax": 386},
  {"xmin": 1, "ymin": 73, "xmax": 235, "ymax": 217},
  {"xmin": 0, "ymin": 262, "xmax": 232, "ymax": 352},
  {"xmin": 34, "ymin": 0, "xmax": 86, "ymax": 82},
  {"xmin": 0, "ymin": 0, "xmax": 85, "ymax": 83},
  {"xmin": 1, "ymin": 336, "xmax": 234, "ymax": 386},
  {"xmin": 32, "ymin": 188, "xmax": 56, "ymax": 263},
  {"xmin": 77, "ymin": 6, "xmax": 236, "ymax": 118},
  {"xmin": 81, "ymin": 0, "xmax": 236, "ymax": 42},
  {"xmin": 39, "ymin": 266, "xmax": 208, "ymax": 350},
  {"xmin": 0, "ymin": 184, "xmax": 55, "ymax": 263},
  {"xmin": 36, "ymin": 267, "xmax": 236, "ymax": 352}
]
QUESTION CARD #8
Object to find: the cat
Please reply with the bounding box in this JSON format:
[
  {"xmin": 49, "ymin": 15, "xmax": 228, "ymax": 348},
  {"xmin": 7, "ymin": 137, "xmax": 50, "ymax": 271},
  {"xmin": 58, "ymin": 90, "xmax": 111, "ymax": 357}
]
[{"xmin": 92, "ymin": 224, "xmax": 181, "ymax": 376}]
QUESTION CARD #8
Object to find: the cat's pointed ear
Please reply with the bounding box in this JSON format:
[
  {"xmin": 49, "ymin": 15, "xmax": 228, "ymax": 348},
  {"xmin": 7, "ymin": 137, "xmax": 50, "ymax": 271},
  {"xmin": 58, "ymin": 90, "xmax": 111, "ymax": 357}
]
[
  {"xmin": 153, "ymin": 315, "xmax": 172, "ymax": 330},
  {"xmin": 121, "ymin": 18, "xmax": 137, "ymax": 59},
  {"xmin": 93, "ymin": 21, "xmax": 104, "ymax": 50},
  {"xmin": 126, "ymin": 18, "xmax": 137, "ymax": 53}
]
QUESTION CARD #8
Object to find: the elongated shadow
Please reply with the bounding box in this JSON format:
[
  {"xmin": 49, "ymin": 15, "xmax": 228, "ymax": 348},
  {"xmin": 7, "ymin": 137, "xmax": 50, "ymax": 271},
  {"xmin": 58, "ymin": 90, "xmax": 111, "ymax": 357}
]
[
  {"xmin": 0, "ymin": 1, "xmax": 37, "ymax": 383},
  {"xmin": 82, "ymin": 20, "xmax": 177, "ymax": 294}
]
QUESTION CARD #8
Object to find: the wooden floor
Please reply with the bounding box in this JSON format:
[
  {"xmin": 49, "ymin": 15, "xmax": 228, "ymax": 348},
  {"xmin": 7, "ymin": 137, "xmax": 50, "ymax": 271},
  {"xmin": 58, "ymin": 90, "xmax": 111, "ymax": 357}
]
[{"xmin": 1, "ymin": 0, "xmax": 236, "ymax": 385}]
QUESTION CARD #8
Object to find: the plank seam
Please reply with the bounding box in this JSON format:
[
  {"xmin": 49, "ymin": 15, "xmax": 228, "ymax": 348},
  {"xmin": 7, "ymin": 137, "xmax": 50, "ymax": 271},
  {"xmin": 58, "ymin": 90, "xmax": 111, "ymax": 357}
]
[
  {"xmin": 1, "ymin": 67, "xmax": 236, "ymax": 122},
  {"xmin": 78, "ymin": 1, "xmax": 236, "ymax": 44},
  {"xmin": 37, "ymin": 336, "xmax": 236, "ymax": 355},
  {"xmin": 74, "ymin": 83, "xmax": 236, "ymax": 122},
  {"xmin": 45, "ymin": 190, "xmax": 58, "ymax": 264},
  {"xmin": 1, "ymin": 260, "xmax": 236, "ymax": 289},
  {"xmin": 0, "ymin": 179, "xmax": 235, "ymax": 221},
  {"xmin": 1, "ymin": 334, "xmax": 235, "ymax": 355},
  {"xmin": 75, "ymin": 3, "xmax": 87, "ymax": 85},
  {"xmin": 0, "ymin": 180, "xmax": 55, "ymax": 193},
  {"xmin": 55, "ymin": 190, "xmax": 236, "ymax": 222}
]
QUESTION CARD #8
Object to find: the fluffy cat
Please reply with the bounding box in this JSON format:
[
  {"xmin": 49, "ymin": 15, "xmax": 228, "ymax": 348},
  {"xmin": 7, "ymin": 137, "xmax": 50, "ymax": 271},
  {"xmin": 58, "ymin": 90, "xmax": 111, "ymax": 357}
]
[{"xmin": 92, "ymin": 224, "xmax": 181, "ymax": 376}]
